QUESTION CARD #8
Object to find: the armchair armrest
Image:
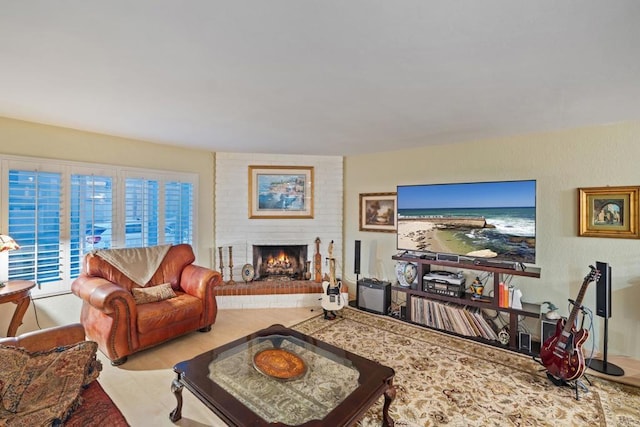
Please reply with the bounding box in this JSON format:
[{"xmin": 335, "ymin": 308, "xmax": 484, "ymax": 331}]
[
  {"xmin": 71, "ymin": 275, "xmax": 136, "ymax": 315},
  {"xmin": 180, "ymin": 265, "xmax": 221, "ymax": 327},
  {"xmin": 71, "ymin": 274, "xmax": 139, "ymax": 362},
  {"xmin": 179, "ymin": 264, "xmax": 221, "ymax": 299},
  {"xmin": 0, "ymin": 323, "xmax": 86, "ymax": 352}
]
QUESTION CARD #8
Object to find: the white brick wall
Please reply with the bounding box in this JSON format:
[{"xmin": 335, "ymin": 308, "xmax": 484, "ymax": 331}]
[{"xmin": 215, "ymin": 152, "xmax": 343, "ymax": 283}]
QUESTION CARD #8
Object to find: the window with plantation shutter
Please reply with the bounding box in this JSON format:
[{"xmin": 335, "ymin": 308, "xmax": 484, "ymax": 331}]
[
  {"xmin": 1, "ymin": 155, "xmax": 197, "ymax": 298},
  {"xmin": 70, "ymin": 174, "xmax": 113, "ymax": 277},
  {"xmin": 7, "ymin": 169, "xmax": 63, "ymax": 292},
  {"xmin": 165, "ymin": 181, "xmax": 193, "ymax": 245},
  {"xmin": 125, "ymin": 178, "xmax": 159, "ymax": 248}
]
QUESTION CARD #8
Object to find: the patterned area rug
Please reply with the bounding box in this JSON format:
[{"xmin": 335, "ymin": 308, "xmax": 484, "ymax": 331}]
[
  {"xmin": 66, "ymin": 381, "xmax": 130, "ymax": 427},
  {"xmin": 292, "ymin": 307, "xmax": 640, "ymax": 427}
]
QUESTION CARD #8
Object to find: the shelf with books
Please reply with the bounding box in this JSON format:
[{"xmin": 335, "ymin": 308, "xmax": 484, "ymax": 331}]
[{"xmin": 391, "ymin": 255, "xmax": 542, "ymax": 354}]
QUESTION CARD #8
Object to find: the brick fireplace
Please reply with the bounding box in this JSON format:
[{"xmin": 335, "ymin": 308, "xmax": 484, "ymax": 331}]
[
  {"xmin": 214, "ymin": 243, "xmax": 322, "ymax": 305},
  {"xmin": 253, "ymin": 244, "xmax": 308, "ymax": 281},
  {"xmin": 214, "ymin": 152, "xmax": 343, "ymax": 309}
]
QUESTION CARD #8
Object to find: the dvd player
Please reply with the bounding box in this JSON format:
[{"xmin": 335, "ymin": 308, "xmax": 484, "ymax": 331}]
[
  {"xmin": 423, "ymin": 270, "xmax": 465, "ymax": 286},
  {"xmin": 472, "ymin": 259, "xmax": 517, "ymax": 270}
]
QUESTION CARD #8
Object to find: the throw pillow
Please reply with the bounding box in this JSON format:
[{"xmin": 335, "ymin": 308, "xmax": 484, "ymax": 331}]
[
  {"xmin": 131, "ymin": 282, "xmax": 176, "ymax": 305},
  {"xmin": 0, "ymin": 341, "xmax": 99, "ymax": 425}
]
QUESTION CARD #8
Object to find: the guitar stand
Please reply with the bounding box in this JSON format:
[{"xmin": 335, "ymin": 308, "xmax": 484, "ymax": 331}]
[
  {"xmin": 546, "ymin": 372, "xmax": 590, "ymax": 401},
  {"xmin": 323, "ymin": 309, "xmax": 338, "ymax": 320}
]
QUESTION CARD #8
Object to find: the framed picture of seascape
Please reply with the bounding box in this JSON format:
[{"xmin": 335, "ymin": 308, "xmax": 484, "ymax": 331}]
[
  {"xmin": 578, "ymin": 186, "xmax": 639, "ymax": 238},
  {"xmin": 249, "ymin": 166, "xmax": 314, "ymax": 219}
]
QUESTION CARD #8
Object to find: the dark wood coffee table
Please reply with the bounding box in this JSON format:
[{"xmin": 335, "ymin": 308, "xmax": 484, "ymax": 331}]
[{"xmin": 170, "ymin": 324, "xmax": 396, "ymax": 426}]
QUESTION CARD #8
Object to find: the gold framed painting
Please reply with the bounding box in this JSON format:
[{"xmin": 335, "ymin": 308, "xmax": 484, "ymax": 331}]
[
  {"xmin": 359, "ymin": 192, "xmax": 397, "ymax": 232},
  {"xmin": 248, "ymin": 166, "xmax": 314, "ymax": 219},
  {"xmin": 578, "ymin": 186, "xmax": 640, "ymax": 238}
]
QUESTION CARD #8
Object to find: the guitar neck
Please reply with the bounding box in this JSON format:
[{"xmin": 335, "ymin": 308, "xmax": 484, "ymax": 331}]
[
  {"xmin": 563, "ymin": 267, "xmax": 597, "ymax": 335},
  {"xmin": 329, "ymin": 258, "xmax": 336, "ymax": 286}
]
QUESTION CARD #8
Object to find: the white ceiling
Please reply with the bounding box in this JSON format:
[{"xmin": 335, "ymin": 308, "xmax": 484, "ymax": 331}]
[{"xmin": 1, "ymin": 1, "xmax": 639, "ymax": 155}]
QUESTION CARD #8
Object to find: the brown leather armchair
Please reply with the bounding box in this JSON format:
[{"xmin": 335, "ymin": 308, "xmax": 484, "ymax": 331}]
[{"xmin": 71, "ymin": 244, "xmax": 221, "ymax": 365}]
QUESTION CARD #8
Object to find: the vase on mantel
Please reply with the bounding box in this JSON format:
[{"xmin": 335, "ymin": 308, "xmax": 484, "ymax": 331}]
[{"xmin": 305, "ymin": 261, "xmax": 312, "ymax": 280}]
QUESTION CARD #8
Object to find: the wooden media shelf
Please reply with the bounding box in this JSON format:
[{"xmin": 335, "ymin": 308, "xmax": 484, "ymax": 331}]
[{"xmin": 391, "ymin": 255, "xmax": 542, "ymax": 355}]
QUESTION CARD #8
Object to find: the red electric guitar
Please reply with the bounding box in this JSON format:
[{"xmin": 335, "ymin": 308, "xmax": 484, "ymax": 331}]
[{"xmin": 540, "ymin": 265, "xmax": 600, "ymax": 382}]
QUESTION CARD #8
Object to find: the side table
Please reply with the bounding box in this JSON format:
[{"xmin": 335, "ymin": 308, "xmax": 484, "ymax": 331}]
[{"xmin": 0, "ymin": 280, "xmax": 36, "ymax": 337}]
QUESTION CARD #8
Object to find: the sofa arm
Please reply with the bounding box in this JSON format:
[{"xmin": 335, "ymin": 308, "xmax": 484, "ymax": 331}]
[
  {"xmin": 179, "ymin": 265, "xmax": 221, "ymax": 300},
  {"xmin": 71, "ymin": 275, "xmax": 136, "ymax": 315},
  {"xmin": 0, "ymin": 323, "xmax": 86, "ymax": 352}
]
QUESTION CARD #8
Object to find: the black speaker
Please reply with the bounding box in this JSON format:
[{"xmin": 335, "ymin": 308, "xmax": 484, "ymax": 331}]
[
  {"xmin": 587, "ymin": 260, "xmax": 624, "ymax": 376},
  {"xmin": 595, "ymin": 261, "xmax": 611, "ymax": 318},
  {"xmin": 356, "ymin": 279, "xmax": 391, "ymax": 315},
  {"xmin": 519, "ymin": 332, "xmax": 531, "ymax": 352},
  {"xmin": 354, "ymin": 240, "xmax": 361, "ymax": 275},
  {"xmin": 541, "ymin": 320, "xmax": 557, "ymax": 344}
]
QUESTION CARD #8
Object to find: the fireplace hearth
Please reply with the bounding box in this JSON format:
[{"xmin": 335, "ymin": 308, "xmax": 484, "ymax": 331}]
[{"xmin": 253, "ymin": 245, "xmax": 308, "ymax": 281}]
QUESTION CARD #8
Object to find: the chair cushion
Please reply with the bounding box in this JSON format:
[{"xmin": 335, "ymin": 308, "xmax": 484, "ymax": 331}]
[
  {"xmin": 131, "ymin": 283, "xmax": 176, "ymax": 305},
  {"xmin": 136, "ymin": 292, "xmax": 203, "ymax": 334},
  {"xmin": 0, "ymin": 341, "xmax": 100, "ymax": 425}
]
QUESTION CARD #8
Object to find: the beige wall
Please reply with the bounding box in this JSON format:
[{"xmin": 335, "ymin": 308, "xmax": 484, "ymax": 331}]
[
  {"xmin": 344, "ymin": 121, "xmax": 640, "ymax": 359},
  {"xmin": 0, "ymin": 116, "xmax": 215, "ymax": 266},
  {"xmin": 2, "ymin": 115, "xmax": 639, "ymax": 360}
]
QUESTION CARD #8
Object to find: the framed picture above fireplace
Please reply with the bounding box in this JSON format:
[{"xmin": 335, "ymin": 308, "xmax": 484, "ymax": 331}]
[{"xmin": 249, "ymin": 165, "xmax": 314, "ymax": 219}]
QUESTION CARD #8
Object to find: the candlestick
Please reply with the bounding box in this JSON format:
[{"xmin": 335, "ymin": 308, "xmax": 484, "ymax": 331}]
[
  {"xmin": 227, "ymin": 246, "xmax": 235, "ymax": 284},
  {"xmin": 218, "ymin": 246, "xmax": 224, "ymax": 280}
]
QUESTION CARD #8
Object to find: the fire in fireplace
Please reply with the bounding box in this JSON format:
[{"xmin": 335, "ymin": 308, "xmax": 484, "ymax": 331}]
[{"xmin": 253, "ymin": 245, "xmax": 308, "ymax": 281}]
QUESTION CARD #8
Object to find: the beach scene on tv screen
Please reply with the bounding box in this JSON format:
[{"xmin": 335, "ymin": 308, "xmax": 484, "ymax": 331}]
[{"xmin": 397, "ymin": 180, "xmax": 536, "ymax": 263}]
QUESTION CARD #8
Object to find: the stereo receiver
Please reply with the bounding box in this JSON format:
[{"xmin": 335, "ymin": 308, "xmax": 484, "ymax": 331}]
[{"xmin": 423, "ymin": 271, "xmax": 466, "ymax": 298}]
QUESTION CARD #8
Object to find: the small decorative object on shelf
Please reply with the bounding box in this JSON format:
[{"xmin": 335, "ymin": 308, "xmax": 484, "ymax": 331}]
[
  {"xmin": 511, "ymin": 288, "xmax": 523, "ymax": 310},
  {"xmin": 241, "ymin": 263, "xmax": 255, "ymax": 283},
  {"xmin": 542, "ymin": 301, "xmax": 561, "ymax": 320},
  {"xmin": 395, "ymin": 261, "xmax": 419, "ymax": 287},
  {"xmin": 498, "ymin": 326, "xmax": 510, "ymax": 345},
  {"xmin": 305, "ymin": 260, "xmax": 312, "ymax": 280},
  {"xmin": 469, "ymin": 276, "xmax": 484, "ymax": 299},
  {"xmin": 404, "ymin": 263, "xmax": 418, "ymax": 286}
]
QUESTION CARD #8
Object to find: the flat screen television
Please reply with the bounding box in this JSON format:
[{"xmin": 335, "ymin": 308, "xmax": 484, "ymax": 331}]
[{"xmin": 397, "ymin": 180, "xmax": 536, "ymax": 264}]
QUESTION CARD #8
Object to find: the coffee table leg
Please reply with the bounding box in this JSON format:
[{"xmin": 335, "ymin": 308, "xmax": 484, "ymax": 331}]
[
  {"xmin": 382, "ymin": 378, "xmax": 396, "ymax": 427},
  {"xmin": 169, "ymin": 377, "xmax": 184, "ymax": 422}
]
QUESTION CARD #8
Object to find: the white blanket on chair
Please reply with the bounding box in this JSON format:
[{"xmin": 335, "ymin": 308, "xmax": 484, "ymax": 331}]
[{"xmin": 95, "ymin": 245, "xmax": 172, "ymax": 287}]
